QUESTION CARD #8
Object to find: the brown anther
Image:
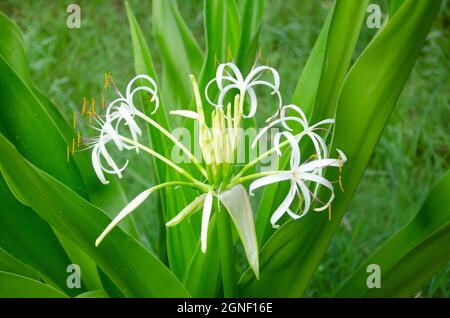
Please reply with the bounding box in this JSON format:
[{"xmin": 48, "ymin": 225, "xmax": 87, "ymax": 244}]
[
  {"xmin": 77, "ymin": 131, "xmax": 81, "ymax": 148},
  {"xmin": 328, "ymin": 205, "xmax": 332, "ymax": 221}
]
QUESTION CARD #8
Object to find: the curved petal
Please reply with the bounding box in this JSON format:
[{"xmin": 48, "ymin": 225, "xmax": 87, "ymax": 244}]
[
  {"xmin": 169, "ymin": 110, "xmax": 199, "ymax": 120},
  {"xmin": 96, "ymin": 187, "xmax": 154, "ymax": 246},
  {"xmin": 270, "ymin": 180, "xmax": 296, "ymax": 228},
  {"xmin": 166, "ymin": 194, "xmax": 206, "ymax": 227},
  {"xmin": 201, "ymin": 191, "xmax": 214, "ymax": 253},
  {"xmin": 249, "ymin": 172, "xmax": 292, "ymax": 195}
]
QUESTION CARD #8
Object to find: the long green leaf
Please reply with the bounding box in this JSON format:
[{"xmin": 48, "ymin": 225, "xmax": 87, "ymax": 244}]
[
  {"xmin": 0, "ymin": 12, "xmax": 137, "ymax": 291},
  {"xmin": 257, "ymin": 0, "xmax": 368, "ymax": 245},
  {"xmin": 126, "ymin": 1, "xmax": 198, "ymax": 278},
  {"xmin": 240, "ymin": 0, "xmax": 441, "ymax": 296},
  {"xmin": 0, "ymin": 175, "xmax": 80, "ymax": 295},
  {"xmin": 336, "ymin": 170, "xmax": 450, "ymax": 297},
  {"xmin": 153, "ymin": 0, "xmax": 203, "ymax": 107},
  {"xmin": 0, "ymin": 133, "xmax": 190, "ymax": 297},
  {"xmin": 0, "ymin": 271, "xmax": 68, "ymax": 298},
  {"xmin": 236, "ymin": 0, "xmax": 265, "ymax": 70},
  {"xmin": 0, "ymin": 247, "xmax": 41, "ymax": 282}
]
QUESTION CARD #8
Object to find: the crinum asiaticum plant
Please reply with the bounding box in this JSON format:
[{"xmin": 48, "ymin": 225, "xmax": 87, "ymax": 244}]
[
  {"xmin": 0, "ymin": 0, "xmax": 448, "ymax": 299},
  {"xmin": 90, "ymin": 63, "xmax": 347, "ymax": 280}
]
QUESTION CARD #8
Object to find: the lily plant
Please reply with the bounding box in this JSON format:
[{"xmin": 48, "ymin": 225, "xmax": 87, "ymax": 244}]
[{"xmin": 90, "ymin": 62, "xmax": 346, "ymax": 278}]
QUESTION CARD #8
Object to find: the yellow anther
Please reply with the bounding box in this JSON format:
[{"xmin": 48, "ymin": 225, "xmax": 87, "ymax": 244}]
[
  {"xmin": 104, "ymin": 72, "xmax": 111, "ymax": 90},
  {"xmin": 82, "ymin": 97, "xmax": 86, "ymax": 115},
  {"xmin": 339, "ymin": 175, "xmax": 344, "ymax": 192},
  {"xmin": 71, "ymin": 138, "xmax": 75, "ymax": 156},
  {"xmin": 66, "ymin": 146, "xmax": 70, "ymax": 162},
  {"xmin": 77, "ymin": 131, "xmax": 81, "ymax": 148},
  {"xmin": 227, "ymin": 46, "xmax": 231, "ymax": 62},
  {"xmin": 73, "ymin": 112, "xmax": 77, "ymax": 129},
  {"xmin": 90, "ymin": 97, "xmax": 95, "ymax": 114},
  {"xmin": 328, "ymin": 204, "xmax": 332, "ymax": 221}
]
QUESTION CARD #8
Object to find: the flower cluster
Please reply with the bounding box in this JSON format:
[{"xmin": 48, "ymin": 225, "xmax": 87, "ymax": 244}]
[{"xmin": 88, "ymin": 63, "xmax": 346, "ymax": 276}]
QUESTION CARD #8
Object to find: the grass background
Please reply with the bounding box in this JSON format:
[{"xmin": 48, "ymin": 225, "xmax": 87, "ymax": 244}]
[{"xmin": 0, "ymin": 0, "xmax": 448, "ymax": 297}]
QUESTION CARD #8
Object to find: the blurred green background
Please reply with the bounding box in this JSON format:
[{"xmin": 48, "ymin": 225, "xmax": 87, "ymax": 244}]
[{"xmin": 0, "ymin": 0, "xmax": 448, "ymax": 297}]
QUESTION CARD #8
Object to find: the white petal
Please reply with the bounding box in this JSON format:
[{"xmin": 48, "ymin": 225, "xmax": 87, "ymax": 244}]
[
  {"xmin": 96, "ymin": 187, "xmax": 154, "ymax": 246},
  {"xmin": 169, "ymin": 110, "xmax": 199, "ymax": 120},
  {"xmin": 270, "ymin": 180, "xmax": 296, "ymax": 228},
  {"xmin": 274, "ymin": 131, "xmax": 301, "ymax": 169},
  {"xmin": 92, "ymin": 145, "xmax": 109, "ymax": 185},
  {"xmin": 249, "ymin": 172, "xmax": 292, "ymax": 195},
  {"xmin": 252, "ymin": 117, "xmax": 284, "ymax": 149},
  {"xmin": 128, "ymin": 86, "xmax": 159, "ymax": 114},
  {"xmin": 219, "ymin": 184, "xmax": 259, "ymax": 279},
  {"xmin": 217, "ymin": 83, "xmax": 239, "ymax": 107},
  {"xmin": 166, "ymin": 194, "xmax": 206, "ymax": 227},
  {"xmin": 243, "ymin": 86, "xmax": 258, "ymax": 118},
  {"xmin": 296, "ymin": 179, "xmax": 312, "ymax": 217},
  {"xmin": 298, "ymin": 172, "xmax": 335, "ymax": 212},
  {"xmin": 201, "ymin": 191, "xmax": 213, "ymax": 253}
]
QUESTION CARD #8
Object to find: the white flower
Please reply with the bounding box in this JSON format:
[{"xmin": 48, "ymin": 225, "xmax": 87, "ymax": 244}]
[
  {"xmin": 89, "ymin": 129, "xmax": 130, "ymax": 185},
  {"xmin": 205, "ymin": 62, "xmax": 282, "ymax": 118},
  {"xmin": 252, "ymin": 104, "xmax": 334, "ymax": 160},
  {"xmin": 89, "ymin": 74, "xmax": 160, "ymax": 183},
  {"xmin": 123, "ymin": 74, "xmax": 159, "ymax": 115},
  {"xmin": 249, "ymin": 131, "xmax": 346, "ymax": 228}
]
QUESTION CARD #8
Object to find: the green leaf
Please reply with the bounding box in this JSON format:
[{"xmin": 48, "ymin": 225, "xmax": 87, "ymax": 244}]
[
  {"xmin": 76, "ymin": 290, "xmax": 110, "ymax": 298},
  {"xmin": 183, "ymin": 217, "xmax": 221, "ymax": 297},
  {"xmin": 226, "ymin": 0, "xmax": 242, "ymax": 58},
  {"xmin": 153, "ymin": 0, "xmax": 204, "ymax": 107},
  {"xmin": 0, "ymin": 175, "xmax": 80, "ymax": 295},
  {"xmin": 335, "ymin": 170, "xmax": 450, "ymax": 297},
  {"xmin": 126, "ymin": 1, "xmax": 198, "ymax": 278},
  {"xmin": 0, "ymin": 12, "xmax": 138, "ymax": 284},
  {"xmin": 256, "ymin": 0, "xmax": 368, "ymax": 245},
  {"xmin": 199, "ymin": 0, "xmax": 234, "ymax": 118},
  {"xmin": 0, "ymin": 271, "xmax": 68, "ymax": 298},
  {"xmin": 240, "ymin": 0, "xmax": 442, "ymax": 297},
  {"xmin": 0, "ymin": 133, "xmax": 190, "ymax": 297},
  {"xmin": 236, "ymin": 0, "xmax": 265, "ymax": 70},
  {"xmin": 311, "ymin": 0, "xmax": 369, "ymax": 122},
  {"xmin": 0, "ymin": 247, "xmax": 41, "ymax": 282},
  {"xmin": 220, "ymin": 184, "xmax": 259, "ymax": 279}
]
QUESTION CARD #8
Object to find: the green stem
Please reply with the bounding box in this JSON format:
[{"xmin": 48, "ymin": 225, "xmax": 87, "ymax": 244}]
[{"xmin": 217, "ymin": 205, "xmax": 237, "ymax": 297}]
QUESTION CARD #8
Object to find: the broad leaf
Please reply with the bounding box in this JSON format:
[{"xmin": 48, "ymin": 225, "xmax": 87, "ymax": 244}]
[
  {"xmin": 0, "ymin": 271, "xmax": 67, "ymax": 298},
  {"xmin": 153, "ymin": 0, "xmax": 203, "ymax": 107},
  {"xmin": 126, "ymin": 1, "xmax": 198, "ymax": 278},
  {"xmin": 335, "ymin": 170, "xmax": 450, "ymax": 297},
  {"xmin": 241, "ymin": 0, "xmax": 442, "ymax": 296},
  {"xmin": 0, "ymin": 133, "xmax": 190, "ymax": 297}
]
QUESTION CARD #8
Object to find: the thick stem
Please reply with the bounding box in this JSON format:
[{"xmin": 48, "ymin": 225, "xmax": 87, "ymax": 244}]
[{"xmin": 217, "ymin": 205, "xmax": 237, "ymax": 297}]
